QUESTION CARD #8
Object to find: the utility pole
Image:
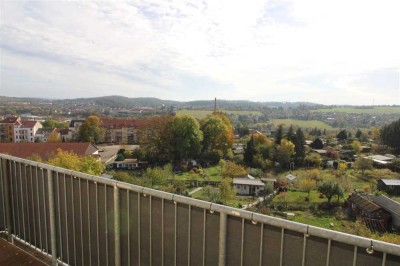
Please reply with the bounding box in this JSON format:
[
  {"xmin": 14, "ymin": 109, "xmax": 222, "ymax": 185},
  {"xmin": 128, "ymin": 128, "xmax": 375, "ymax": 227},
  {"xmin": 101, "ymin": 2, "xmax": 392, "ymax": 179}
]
[{"xmin": 214, "ymin": 97, "xmax": 217, "ymax": 113}]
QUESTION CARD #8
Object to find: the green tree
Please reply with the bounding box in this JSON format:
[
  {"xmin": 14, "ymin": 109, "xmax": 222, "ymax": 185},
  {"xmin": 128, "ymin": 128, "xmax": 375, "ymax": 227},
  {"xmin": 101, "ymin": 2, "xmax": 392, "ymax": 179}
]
[
  {"xmin": 317, "ymin": 180, "xmax": 343, "ymax": 203},
  {"xmin": 138, "ymin": 116, "xmax": 174, "ymax": 162},
  {"xmin": 304, "ymin": 153, "xmax": 322, "ymax": 167},
  {"xmin": 78, "ymin": 116, "xmax": 105, "ymax": 143},
  {"xmin": 47, "ymin": 130, "xmax": 61, "ymax": 143},
  {"xmin": 351, "ymin": 140, "xmax": 362, "ymax": 155},
  {"xmin": 355, "ymin": 129, "xmax": 363, "ymax": 140},
  {"xmin": 220, "ymin": 160, "xmax": 247, "ymax": 178},
  {"xmin": 380, "ymin": 118, "xmax": 400, "ymax": 153},
  {"xmin": 47, "ymin": 149, "xmax": 104, "ymax": 175},
  {"xmin": 144, "ymin": 164, "xmax": 173, "ymax": 188},
  {"xmin": 354, "ymin": 157, "xmax": 373, "ymax": 175},
  {"xmin": 219, "ymin": 178, "xmax": 235, "ymax": 204},
  {"xmin": 170, "ymin": 115, "xmax": 203, "ymax": 161},
  {"xmin": 293, "ymin": 128, "xmax": 306, "ymax": 165},
  {"xmin": 310, "ymin": 138, "xmax": 324, "ymax": 149},
  {"xmin": 203, "ymin": 186, "xmax": 221, "ymax": 203},
  {"xmin": 286, "ymin": 125, "xmax": 296, "ymax": 143},
  {"xmin": 337, "ymin": 129, "xmax": 348, "ymax": 141},
  {"xmin": 299, "ymin": 178, "xmax": 315, "ymax": 198},
  {"xmin": 259, "ymin": 182, "xmax": 274, "ymax": 200},
  {"xmin": 244, "ymin": 135, "xmax": 256, "ymax": 166},
  {"xmin": 200, "ymin": 114, "xmax": 234, "ymax": 153},
  {"xmin": 275, "ymin": 124, "xmax": 283, "ymax": 145},
  {"xmin": 275, "ymin": 139, "xmax": 295, "ymax": 168}
]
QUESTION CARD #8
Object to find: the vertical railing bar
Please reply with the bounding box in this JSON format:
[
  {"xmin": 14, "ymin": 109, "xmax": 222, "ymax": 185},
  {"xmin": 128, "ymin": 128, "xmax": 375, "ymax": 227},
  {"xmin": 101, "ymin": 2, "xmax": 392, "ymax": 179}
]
[
  {"xmin": 105, "ymin": 184, "xmax": 108, "ymax": 266},
  {"xmin": 96, "ymin": 182, "xmax": 99, "ymax": 266},
  {"xmin": 2, "ymin": 159, "xmax": 13, "ymax": 242},
  {"xmin": 218, "ymin": 212, "xmax": 227, "ymax": 266},
  {"xmin": 25, "ymin": 165, "xmax": 31, "ymax": 245},
  {"xmin": 240, "ymin": 218, "xmax": 244, "ymax": 266},
  {"xmin": 19, "ymin": 163, "xmax": 26, "ymax": 240},
  {"xmin": 42, "ymin": 168, "xmax": 49, "ymax": 253},
  {"xmin": 161, "ymin": 198, "xmax": 164, "ymax": 266},
  {"xmin": 31, "ymin": 165, "xmax": 37, "ymax": 248},
  {"xmin": 36, "ymin": 165, "xmax": 42, "ymax": 249},
  {"xmin": 0, "ymin": 159, "xmax": 6, "ymax": 228},
  {"xmin": 127, "ymin": 190, "xmax": 130, "ymax": 266},
  {"xmin": 14, "ymin": 162, "xmax": 20, "ymax": 238},
  {"xmin": 79, "ymin": 178, "xmax": 84, "ymax": 264},
  {"xmin": 138, "ymin": 192, "xmax": 141, "ymax": 266},
  {"xmin": 149, "ymin": 195, "xmax": 152, "ymax": 266},
  {"xmin": 188, "ymin": 205, "xmax": 191, "ymax": 266},
  {"xmin": 9, "ymin": 160, "xmax": 16, "ymax": 243},
  {"xmin": 352, "ymin": 246, "xmax": 357, "ymax": 266},
  {"xmin": 174, "ymin": 201, "xmax": 177, "ymax": 266},
  {"xmin": 202, "ymin": 209, "xmax": 206, "ymax": 266},
  {"xmin": 63, "ymin": 174, "xmax": 70, "ymax": 265},
  {"xmin": 72, "ymin": 176, "xmax": 76, "ymax": 266},
  {"xmin": 259, "ymin": 223, "xmax": 264, "ymax": 266},
  {"xmin": 56, "ymin": 172, "xmax": 63, "ymax": 261},
  {"xmin": 382, "ymin": 252, "xmax": 386, "ymax": 266},
  {"xmin": 280, "ymin": 228, "xmax": 284, "ymax": 266},
  {"xmin": 326, "ymin": 239, "xmax": 331, "ymax": 266},
  {"xmin": 87, "ymin": 180, "xmax": 92, "ymax": 266},
  {"xmin": 302, "ymin": 233, "xmax": 307, "ymax": 266},
  {"xmin": 47, "ymin": 169, "xmax": 57, "ymax": 266},
  {"xmin": 114, "ymin": 185, "xmax": 120, "ymax": 266}
]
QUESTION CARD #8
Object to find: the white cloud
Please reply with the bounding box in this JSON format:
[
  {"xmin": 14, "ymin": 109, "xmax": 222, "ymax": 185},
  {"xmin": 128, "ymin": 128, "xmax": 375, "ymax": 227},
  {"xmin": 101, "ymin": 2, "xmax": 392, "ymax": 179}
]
[{"xmin": 0, "ymin": 0, "xmax": 399, "ymax": 104}]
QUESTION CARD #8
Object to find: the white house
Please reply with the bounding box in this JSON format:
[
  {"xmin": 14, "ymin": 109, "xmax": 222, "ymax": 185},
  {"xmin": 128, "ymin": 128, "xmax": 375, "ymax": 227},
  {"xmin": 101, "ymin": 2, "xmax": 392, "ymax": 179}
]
[
  {"xmin": 233, "ymin": 178, "xmax": 265, "ymax": 196},
  {"xmin": 14, "ymin": 120, "xmax": 42, "ymax": 143}
]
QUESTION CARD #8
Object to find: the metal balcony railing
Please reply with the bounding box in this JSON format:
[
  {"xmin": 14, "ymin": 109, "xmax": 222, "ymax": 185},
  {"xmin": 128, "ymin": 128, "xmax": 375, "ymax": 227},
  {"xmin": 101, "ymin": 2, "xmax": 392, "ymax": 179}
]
[{"xmin": 0, "ymin": 153, "xmax": 399, "ymax": 266}]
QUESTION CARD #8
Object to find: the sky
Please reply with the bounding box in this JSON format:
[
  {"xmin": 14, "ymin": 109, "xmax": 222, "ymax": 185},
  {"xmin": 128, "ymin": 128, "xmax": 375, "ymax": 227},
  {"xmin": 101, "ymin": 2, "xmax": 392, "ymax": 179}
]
[{"xmin": 0, "ymin": 0, "xmax": 399, "ymax": 105}]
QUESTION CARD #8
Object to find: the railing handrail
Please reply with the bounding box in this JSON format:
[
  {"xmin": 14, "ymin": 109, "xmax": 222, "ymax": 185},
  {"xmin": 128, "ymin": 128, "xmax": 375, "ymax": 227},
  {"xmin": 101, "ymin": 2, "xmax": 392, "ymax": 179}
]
[{"xmin": 0, "ymin": 153, "xmax": 399, "ymax": 257}]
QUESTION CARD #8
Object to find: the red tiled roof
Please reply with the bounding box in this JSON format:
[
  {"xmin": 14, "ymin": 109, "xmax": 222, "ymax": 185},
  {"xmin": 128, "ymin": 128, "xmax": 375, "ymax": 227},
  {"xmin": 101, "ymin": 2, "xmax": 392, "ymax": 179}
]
[
  {"xmin": 0, "ymin": 116, "xmax": 20, "ymax": 124},
  {"xmin": 0, "ymin": 142, "xmax": 98, "ymax": 160},
  {"xmin": 101, "ymin": 118, "xmax": 138, "ymax": 128},
  {"xmin": 20, "ymin": 120, "xmax": 40, "ymax": 128}
]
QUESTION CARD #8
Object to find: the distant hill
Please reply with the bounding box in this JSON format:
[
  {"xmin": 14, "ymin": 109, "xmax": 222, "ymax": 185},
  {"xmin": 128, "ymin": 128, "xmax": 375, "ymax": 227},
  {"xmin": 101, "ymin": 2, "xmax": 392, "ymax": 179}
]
[{"xmin": 1, "ymin": 95, "xmax": 397, "ymax": 111}]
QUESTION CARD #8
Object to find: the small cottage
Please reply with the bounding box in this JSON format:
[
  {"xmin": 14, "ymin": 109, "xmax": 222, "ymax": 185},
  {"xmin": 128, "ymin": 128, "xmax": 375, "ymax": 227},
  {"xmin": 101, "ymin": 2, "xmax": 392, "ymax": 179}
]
[{"xmin": 233, "ymin": 178, "xmax": 264, "ymax": 196}]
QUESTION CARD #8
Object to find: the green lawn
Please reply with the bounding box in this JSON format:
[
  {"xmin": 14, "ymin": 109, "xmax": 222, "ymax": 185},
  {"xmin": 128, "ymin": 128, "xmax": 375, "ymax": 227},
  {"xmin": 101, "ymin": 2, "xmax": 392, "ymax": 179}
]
[
  {"xmin": 177, "ymin": 109, "xmax": 262, "ymax": 119},
  {"xmin": 266, "ymin": 119, "xmax": 333, "ymax": 129},
  {"xmin": 312, "ymin": 106, "xmax": 400, "ymax": 114},
  {"xmin": 192, "ymin": 188, "xmax": 254, "ymax": 208},
  {"xmin": 173, "ymin": 166, "xmax": 223, "ymax": 182},
  {"xmin": 272, "ymin": 190, "xmax": 344, "ymax": 204}
]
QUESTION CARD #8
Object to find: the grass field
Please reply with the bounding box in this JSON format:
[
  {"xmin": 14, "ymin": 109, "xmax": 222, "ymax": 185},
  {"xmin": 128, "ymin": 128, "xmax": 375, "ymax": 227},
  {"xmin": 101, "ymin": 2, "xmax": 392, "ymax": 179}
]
[
  {"xmin": 173, "ymin": 166, "xmax": 222, "ymax": 182},
  {"xmin": 312, "ymin": 106, "xmax": 400, "ymax": 114},
  {"xmin": 191, "ymin": 187, "xmax": 254, "ymax": 208},
  {"xmin": 177, "ymin": 109, "xmax": 262, "ymax": 119},
  {"xmin": 265, "ymin": 119, "xmax": 333, "ymax": 129}
]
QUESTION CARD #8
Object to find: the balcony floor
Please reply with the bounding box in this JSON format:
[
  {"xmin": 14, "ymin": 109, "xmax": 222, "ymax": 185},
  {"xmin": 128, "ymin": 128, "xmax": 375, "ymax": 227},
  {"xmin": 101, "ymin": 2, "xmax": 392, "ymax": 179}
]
[{"xmin": 0, "ymin": 238, "xmax": 48, "ymax": 266}]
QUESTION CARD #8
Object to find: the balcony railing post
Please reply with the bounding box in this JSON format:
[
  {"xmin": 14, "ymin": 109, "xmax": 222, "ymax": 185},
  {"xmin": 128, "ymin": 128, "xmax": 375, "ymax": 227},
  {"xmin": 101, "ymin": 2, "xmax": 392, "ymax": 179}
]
[
  {"xmin": 114, "ymin": 185, "xmax": 121, "ymax": 266},
  {"xmin": 47, "ymin": 169, "xmax": 57, "ymax": 266},
  {"xmin": 1, "ymin": 158, "xmax": 13, "ymax": 242},
  {"xmin": 218, "ymin": 212, "xmax": 227, "ymax": 266}
]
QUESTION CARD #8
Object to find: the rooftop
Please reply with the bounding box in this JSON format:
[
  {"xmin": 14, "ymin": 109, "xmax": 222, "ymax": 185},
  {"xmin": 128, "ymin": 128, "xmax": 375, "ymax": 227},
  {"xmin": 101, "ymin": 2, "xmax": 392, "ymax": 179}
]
[
  {"xmin": 379, "ymin": 179, "xmax": 400, "ymax": 186},
  {"xmin": 233, "ymin": 178, "xmax": 264, "ymax": 186}
]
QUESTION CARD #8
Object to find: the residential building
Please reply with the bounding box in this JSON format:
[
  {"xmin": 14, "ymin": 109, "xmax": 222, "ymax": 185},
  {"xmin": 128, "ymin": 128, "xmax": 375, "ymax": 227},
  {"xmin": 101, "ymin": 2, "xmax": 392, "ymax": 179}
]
[
  {"xmin": 65, "ymin": 119, "xmax": 85, "ymax": 141},
  {"xmin": 35, "ymin": 128, "xmax": 61, "ymax": 142},
  {"xmin": 112, "ymin": 158, "xmax": 147, "ymax": 169},
  {"xmin": 0, "ymin": 116, "xmax": 20, "ymax": 143},
  {"xmin": 101, "ymin": 118, "xmax": 139, "ymax": 144},
  {"xmin": 14, "ymin": 120, "xmax": 42, "ymax": 143},
  {"xmin": 233, "ymin": 178, "xmax": 264, "ymax": 196}
]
